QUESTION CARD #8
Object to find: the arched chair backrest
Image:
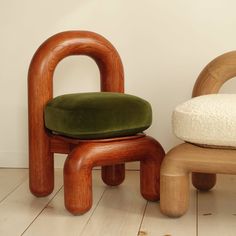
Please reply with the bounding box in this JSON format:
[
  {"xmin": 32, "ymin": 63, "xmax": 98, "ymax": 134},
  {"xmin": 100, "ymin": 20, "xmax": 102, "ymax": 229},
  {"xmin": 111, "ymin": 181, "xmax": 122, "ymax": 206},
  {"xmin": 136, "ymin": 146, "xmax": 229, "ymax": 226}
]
[
  {"xmin": 28, "ymin": 30, "xmax": 124, "ymax": 140},
  {"xmin": 192, "ymin": 51, "xmax": 236, "ymax": 97},
  {"xmin": 28, "ymin": 31, "xmax": 124, "ymax": 193}
]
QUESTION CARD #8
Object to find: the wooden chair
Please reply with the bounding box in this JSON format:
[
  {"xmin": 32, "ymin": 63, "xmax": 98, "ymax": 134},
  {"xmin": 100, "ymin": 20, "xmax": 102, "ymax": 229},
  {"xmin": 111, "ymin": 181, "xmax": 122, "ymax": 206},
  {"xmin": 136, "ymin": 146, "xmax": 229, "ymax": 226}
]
[
  {"xmin": 28, "ymin": 31, "xmax": 165, "ymax": 215},
  {"xmin": 160, "ymin": 51, "xmax": 236, "ymax": 217}
]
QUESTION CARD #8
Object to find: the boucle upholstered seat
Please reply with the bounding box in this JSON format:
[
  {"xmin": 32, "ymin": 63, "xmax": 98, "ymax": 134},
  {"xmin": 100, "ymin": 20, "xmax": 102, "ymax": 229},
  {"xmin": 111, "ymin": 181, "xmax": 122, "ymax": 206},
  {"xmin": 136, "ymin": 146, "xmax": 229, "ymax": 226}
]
[
  {"xmin": 173, "ymin": 94, "xmax": 236, "ymax": 147},
  {"xmin": 160, "ymin": 51, "xmax": 236, "ymax": 218}
]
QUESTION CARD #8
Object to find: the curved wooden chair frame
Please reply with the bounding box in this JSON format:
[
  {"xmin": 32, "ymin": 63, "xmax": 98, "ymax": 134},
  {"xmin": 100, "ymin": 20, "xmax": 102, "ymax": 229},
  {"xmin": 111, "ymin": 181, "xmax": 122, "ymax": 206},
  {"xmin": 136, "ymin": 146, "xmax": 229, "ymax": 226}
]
[
  {"xmin": 160, "ymin": 51, "xmax": 236, "ymax": 217},
  {"xmin": 28, "ymin": 31, "xmax": 165, "ymax": 214}
]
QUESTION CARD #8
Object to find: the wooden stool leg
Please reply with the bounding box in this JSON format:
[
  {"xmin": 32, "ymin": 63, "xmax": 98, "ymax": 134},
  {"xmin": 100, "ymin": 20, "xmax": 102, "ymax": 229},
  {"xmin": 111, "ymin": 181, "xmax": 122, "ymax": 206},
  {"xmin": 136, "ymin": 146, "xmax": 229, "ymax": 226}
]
[
  {"xmin": 64, "ymin": 149, "xmax": 93, "ymax": 215},
  {"xmin": 140, "ymin": 140, "xmax": 165, "ymax": 201},
  {"xmin": 160, "ymin": 174, "xmax": 189, "ymax": 217},
  {"xmin": 101, "ymin": 164, "xmax": 125, "ymax": 186},
  {"xmin": 140, "ymin": 160, "xmax": 160, "ymax": 201},
  {"xmin": 192, "ymin": 173, "xmax": 216, "ymax": 191}
]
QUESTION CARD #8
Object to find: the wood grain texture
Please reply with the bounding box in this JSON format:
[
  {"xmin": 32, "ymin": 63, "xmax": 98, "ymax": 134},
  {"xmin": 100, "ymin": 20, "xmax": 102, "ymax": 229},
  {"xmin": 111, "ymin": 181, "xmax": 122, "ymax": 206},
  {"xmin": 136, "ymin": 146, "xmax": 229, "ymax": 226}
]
[
  {"xmin": 192, "ymin": 51, "xmax": 236, "ymax": 97},
  {"xmin": 141, "ymin": 184, "xmax": 197, "ymax": 236},
  {"xmin": 161, "ymin": 51, "xmax": 236, "ymax": 217},
  {"xmin": 28, "ymin": 31, "xmax": 164, "ymax": 215},
  {"xmin": 191, "ymin": 52, "xmax": 236, "ymax": 190},
  {"xmin": 161, "ymin": 143, "xmax": 236, "ymax": 217},
  {"xmin": 28, "ymin": 31, "xmax": 125, "ymax": 197},
  {"xmin": 64, "ymin": 135, "xmax": 164, "ymax": 214}
]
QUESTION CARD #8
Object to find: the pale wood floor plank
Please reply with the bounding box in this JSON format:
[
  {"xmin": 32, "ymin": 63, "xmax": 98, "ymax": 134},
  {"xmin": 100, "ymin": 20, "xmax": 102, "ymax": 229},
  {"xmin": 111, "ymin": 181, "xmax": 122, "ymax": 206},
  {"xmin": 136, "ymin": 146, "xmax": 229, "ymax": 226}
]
[
  {"xmin": 140, "ymin": 184, "xmax": 197, "ymax": 236},
  {"xmin": 0, "ymin": 169, "xmax": 27, "ymax": 202},
  {"xmin": 81, "ymin": 171, "xmax": 147, "ymax": 236},
  {"xmin": 4, "ymin": 169, "xmax": 236, "ymax": 235},
  {"xmin": 22, "ymin": 171, "xmax": 106, "ymax": 236},
  {"xmin": 0, "ymin": 169, "xmax": 63, "ymax": 236},
  {"xmin": 198, "ymin": 174, "xmax": 236, "ymax": 236}
]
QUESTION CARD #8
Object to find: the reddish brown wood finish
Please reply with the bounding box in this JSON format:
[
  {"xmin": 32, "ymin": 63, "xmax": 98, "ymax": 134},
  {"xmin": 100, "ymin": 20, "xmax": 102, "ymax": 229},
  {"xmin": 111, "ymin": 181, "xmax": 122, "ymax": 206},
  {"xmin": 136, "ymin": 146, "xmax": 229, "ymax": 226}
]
[
  {"xmin": 28, "ymin": 30, "xmax": 165, "ymax": 215},
  {"xmin": 64, "ymin": 135, "xmax": 164, "ymax": 215},
  {"xmin": 28, "ymin": 31, "xmax": 125, "ymax": 196}
]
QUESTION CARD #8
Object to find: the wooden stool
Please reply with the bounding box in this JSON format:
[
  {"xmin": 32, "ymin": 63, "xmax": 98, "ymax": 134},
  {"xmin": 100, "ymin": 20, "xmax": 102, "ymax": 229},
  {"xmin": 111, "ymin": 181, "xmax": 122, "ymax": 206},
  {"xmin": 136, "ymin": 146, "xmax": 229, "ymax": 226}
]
[
  {"xmin": 28, "ymin": 31, "xmax": 165, "ymax": 215},
  {"xmin": 160, "ymin": 51, "xmax": 236, "ymax": 217}
]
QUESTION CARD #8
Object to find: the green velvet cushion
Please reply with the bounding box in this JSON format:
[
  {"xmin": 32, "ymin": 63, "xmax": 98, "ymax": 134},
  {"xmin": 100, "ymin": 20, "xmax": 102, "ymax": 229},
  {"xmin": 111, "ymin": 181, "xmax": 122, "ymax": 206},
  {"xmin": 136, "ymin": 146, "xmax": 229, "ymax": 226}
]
[{"xmin": 44, "ymin": 92, "xmax": 152, "ymax": 139}]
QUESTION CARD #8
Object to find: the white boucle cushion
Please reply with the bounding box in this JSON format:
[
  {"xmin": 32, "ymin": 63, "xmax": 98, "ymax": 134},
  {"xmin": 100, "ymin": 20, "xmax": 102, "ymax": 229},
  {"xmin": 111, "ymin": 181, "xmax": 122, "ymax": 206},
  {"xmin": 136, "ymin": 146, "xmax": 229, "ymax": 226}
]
[{"xmin": 173, "ymin": 94, "xmax": 236, "ymax": 147}]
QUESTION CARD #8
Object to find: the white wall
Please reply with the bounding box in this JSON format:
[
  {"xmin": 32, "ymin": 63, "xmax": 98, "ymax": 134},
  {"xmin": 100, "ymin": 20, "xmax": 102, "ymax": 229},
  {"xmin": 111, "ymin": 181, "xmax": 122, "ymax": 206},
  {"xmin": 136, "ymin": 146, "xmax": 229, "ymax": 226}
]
[{"xmin": 1, "ymin": 0, "xmax": 236, "ymax": 167}]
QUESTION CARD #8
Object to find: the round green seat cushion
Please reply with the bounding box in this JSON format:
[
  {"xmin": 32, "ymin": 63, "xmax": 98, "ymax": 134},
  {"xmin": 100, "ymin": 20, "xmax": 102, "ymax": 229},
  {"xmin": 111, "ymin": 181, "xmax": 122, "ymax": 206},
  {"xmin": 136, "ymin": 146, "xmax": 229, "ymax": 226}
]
[{"xmin": 44, "ymin": 92, "xmax": 152, "ymax": 139}]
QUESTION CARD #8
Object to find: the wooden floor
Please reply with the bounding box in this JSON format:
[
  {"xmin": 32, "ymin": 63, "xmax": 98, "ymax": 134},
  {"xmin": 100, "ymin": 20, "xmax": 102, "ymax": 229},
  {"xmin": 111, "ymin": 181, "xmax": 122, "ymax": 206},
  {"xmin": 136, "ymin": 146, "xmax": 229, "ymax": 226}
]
[{"xmin": 0, "ymin": 169, "xmax": 235, "ymax": 236}]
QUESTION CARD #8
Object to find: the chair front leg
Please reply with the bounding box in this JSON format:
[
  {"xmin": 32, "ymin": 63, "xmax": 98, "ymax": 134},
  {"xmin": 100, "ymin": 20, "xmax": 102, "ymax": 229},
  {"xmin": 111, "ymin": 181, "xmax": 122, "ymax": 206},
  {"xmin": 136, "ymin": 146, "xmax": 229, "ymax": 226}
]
[
  {"xmin": 140, "ymin": 138, "xmax": 165, "ymax": 201},
  {"xmin": 64, "ymin": 147, "xmax": 93, "ymax": 215}
]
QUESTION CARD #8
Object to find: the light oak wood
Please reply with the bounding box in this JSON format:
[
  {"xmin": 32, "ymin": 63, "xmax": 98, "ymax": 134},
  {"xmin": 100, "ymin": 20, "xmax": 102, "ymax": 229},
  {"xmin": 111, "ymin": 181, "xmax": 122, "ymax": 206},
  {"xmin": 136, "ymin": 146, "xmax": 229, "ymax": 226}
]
[
  {"xmin": 160, "ymin": 51, "xmax": 236, "ymax": 217},
  {"xmin": 192, "ymin": 51, "xmax": 236, "ymax": 190},
  {"xmin": 140, "ymin": 183, "xmax": 197, "ymax": 236},
  {"xmin": 192, "ymin": 51, "xmax": 236, "ymax": 96},
  {"xmin": 192, "ymin": 51, "xmax": 236, "ymax": 191},
  {"xmin": 161, "ymin": 143, "xmax": 236, "ymax": 217}
]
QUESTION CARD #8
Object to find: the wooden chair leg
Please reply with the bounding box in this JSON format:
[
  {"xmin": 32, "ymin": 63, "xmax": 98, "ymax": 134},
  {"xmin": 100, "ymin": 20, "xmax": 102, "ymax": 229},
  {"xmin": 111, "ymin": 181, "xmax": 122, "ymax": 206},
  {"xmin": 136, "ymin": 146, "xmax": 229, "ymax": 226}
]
[
  {"xmin": 64, "ymin": 148, "xmax": 93, "ymax": 215},
  {"xmin": 160, "ymin": 174, "xmax": 189, "ymax": 217},
  {"xmin": 29, "ymin": 142, "xmax": 54, "ymax": 197},
  {"xmin": 101, "ymin": 164, "xmax": 125, "ymax": 186},
  {"xmin": 140, "ymin": 140, "xmax": 165, "ymax": 201},
  {"xmin": 192, "ymin": 172, "xmax": 216, "ymax": 191},
  {"xmin": 160, "ymin": 143, "xmax": 234, "ymax": 217}
]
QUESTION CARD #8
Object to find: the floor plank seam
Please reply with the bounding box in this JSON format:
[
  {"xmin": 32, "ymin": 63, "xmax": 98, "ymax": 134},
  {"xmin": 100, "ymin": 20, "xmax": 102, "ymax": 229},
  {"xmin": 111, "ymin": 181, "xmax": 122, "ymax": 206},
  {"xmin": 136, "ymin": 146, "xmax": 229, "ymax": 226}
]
[
  {"xmin": 196, "ymin": 190, "xmax": 199, "ymax": 236},
  {"xmin": 80, "ymin": 188, "xmax": 107, "ymax": 236},
  {"xmin": 136, "ymin": 200, "xmax": 148, "ymax": 236},
  {"xmin": 0, "ymin": 175, "xmax": 28, "ymax": 204},
  {"xmin": 20, "ymin": 185, "xmax": 63, "ymax": 236}
]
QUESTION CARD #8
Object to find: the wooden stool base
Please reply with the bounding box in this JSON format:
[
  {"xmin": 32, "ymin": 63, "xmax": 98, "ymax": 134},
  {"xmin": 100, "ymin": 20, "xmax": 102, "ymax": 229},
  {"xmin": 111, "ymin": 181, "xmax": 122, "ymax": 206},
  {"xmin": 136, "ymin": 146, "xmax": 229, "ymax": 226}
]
[
  {"xmin": 63, "ymin": 135, "xmax": 164, "ymax": 215},
  {"xmin": 160, "ymin": 143, "xmax": 236, "ymax": 217}
]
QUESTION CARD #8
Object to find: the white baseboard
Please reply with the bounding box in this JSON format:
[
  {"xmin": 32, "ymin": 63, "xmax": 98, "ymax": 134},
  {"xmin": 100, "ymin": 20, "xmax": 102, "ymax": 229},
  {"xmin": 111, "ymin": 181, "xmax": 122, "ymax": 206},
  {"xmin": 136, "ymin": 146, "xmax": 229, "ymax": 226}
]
[
  {"xmin": 0, "ymin": 151, "xmax": 28, "ymax": 168},
  {"xmin": 0, "ymin": 152, "xmax": 139, "ymax": 170}
]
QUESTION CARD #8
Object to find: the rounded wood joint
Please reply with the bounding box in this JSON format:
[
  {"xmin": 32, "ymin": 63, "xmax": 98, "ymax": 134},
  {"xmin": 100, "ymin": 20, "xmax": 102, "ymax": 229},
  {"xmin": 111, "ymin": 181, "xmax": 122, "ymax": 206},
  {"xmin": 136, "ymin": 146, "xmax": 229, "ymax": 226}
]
[
  {"xmin": 63, "ymin": 135, "xmax": 165, "ymax": 215},
  {"xmin": 140, "ymin": 137, "xmax": 165, "ymax": 201},
  {"xmin": 28, "ymin": 31, "xmax": 124, "ymax": 96},
  {"xmin": 160, "ymin": 143, "xmax": 236, "ymax": 217},
  {"xmin": 64, "ymin": 144, "xmax": 93, "ymax": 215},
  {"xmin": 190, "ymin": 51, "xmax": 236, "ymax": 191},
  {"xmin": 193, "ymin": 51, "xmax": 236, "ymax": 97},
  {"xmin": 160, "ymin": 144, "xmax": 192, "ymax": 217}
]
